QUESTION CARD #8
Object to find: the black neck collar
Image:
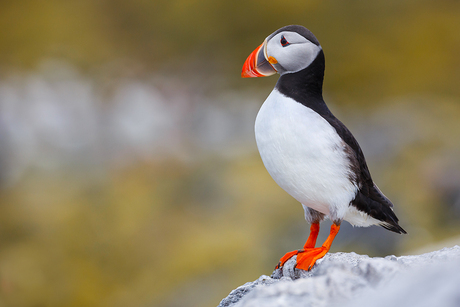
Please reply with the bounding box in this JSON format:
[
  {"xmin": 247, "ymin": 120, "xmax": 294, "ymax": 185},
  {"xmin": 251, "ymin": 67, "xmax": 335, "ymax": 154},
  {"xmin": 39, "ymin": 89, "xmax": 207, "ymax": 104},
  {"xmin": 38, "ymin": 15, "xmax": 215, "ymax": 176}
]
[{"xmin": 275, "ymin": 50, "xmax": 326, "ymax": 108}]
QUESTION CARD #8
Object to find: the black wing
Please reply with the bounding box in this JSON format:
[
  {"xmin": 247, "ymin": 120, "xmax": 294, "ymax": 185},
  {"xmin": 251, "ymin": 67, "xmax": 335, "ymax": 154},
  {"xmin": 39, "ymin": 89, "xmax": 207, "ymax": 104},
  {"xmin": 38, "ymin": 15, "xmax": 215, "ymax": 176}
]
[{"xmin": 326, "ymin": 115, "xmax": 407, "ymax": 234}]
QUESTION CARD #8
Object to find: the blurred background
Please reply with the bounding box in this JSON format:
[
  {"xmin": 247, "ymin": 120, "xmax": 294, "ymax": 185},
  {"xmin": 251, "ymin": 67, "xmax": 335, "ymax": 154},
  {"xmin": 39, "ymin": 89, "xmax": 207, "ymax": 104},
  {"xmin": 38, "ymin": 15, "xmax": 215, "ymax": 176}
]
[{"xmin": 1, "ymin": 0, "xmax": 460, "ymax": 306}]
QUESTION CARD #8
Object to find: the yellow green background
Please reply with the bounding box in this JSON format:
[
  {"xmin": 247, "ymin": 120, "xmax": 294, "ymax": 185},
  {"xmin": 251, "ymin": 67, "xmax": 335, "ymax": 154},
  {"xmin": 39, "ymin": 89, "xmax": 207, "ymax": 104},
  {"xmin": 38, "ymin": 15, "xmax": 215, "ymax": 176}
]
[{"xmin": 1, "ymin": 1, "xmax": 460, "ymax": 306}]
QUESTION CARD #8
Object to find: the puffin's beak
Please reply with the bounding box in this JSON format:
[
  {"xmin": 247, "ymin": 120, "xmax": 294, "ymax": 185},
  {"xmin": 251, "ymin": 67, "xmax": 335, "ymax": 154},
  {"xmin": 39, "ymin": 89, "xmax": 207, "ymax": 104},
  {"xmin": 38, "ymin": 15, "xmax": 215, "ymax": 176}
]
[{"xmin": 241, "ymin": 40, "xmax": 277, "ymax": 78}]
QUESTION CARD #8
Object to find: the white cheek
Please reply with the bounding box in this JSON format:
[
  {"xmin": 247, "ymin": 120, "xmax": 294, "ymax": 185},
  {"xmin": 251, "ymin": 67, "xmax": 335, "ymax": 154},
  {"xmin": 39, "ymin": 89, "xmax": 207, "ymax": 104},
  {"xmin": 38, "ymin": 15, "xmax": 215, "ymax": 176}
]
[
  {"xmin": 268, "ymin": 42, "xmax": 322, "ymax": 74},
  {"xmin": 283, "ymin": 44, "xmax": 321, "ymax": 72}
]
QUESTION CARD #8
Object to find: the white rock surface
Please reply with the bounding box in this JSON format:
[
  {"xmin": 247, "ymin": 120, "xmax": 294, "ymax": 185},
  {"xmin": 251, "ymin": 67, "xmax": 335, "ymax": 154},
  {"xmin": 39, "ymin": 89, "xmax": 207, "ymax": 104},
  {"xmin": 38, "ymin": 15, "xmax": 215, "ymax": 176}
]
[{"xmin": 217, "ymin": 246, "xmax": 460, "ymax": 307}]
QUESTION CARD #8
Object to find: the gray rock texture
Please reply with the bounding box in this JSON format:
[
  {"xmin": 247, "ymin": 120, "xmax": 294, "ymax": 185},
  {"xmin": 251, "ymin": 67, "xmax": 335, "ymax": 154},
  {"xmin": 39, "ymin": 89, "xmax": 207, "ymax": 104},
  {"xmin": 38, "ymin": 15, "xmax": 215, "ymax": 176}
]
[{"xmin": 218, "ymin": 246, "xmax": 460, "ymax": 307}]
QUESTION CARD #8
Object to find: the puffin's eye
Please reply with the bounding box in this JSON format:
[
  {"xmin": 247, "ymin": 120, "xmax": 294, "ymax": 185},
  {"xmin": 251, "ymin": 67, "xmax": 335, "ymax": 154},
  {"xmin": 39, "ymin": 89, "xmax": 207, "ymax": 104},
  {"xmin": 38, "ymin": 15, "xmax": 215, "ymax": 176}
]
[{"xmin": 280, "ymin": 35, "xmax": 290, "ymax": 47}]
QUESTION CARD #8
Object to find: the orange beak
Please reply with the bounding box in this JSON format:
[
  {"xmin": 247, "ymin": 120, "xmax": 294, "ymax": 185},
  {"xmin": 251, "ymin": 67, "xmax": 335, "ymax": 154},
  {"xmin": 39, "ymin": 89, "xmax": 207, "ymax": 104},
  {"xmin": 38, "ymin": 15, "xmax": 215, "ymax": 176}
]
[{"xmin": 241, "ymin": 41, "xmax": 277, "ymax": 78}]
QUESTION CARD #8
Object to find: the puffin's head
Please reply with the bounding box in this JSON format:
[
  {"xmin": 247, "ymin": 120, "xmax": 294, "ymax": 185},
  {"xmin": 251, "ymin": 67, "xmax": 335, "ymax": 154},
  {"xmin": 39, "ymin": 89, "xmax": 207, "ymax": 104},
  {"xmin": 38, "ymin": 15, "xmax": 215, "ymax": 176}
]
[{"xmin": 242, "ymin": 25, "xmax": 322, "ymax": 78}]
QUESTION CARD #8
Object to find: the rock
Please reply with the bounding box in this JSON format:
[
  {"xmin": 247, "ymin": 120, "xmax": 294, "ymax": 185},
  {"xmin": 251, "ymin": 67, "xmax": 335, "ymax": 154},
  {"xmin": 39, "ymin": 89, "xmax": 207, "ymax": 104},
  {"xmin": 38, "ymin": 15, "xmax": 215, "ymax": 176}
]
[
  {"xmin": 217, "ymin": 246, "xmax": 460, "ymax": 307},
  {"xmin": 217, "ymin": 275, "xmax": 280, "ymax": 307}
]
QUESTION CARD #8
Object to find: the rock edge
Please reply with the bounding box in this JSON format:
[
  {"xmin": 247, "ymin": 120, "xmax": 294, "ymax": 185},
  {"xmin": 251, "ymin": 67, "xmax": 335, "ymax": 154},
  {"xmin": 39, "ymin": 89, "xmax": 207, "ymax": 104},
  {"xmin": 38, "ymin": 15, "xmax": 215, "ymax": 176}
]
[{"xmin": 218, "ymin": 246, "xmax": 460, "ymax": 307}]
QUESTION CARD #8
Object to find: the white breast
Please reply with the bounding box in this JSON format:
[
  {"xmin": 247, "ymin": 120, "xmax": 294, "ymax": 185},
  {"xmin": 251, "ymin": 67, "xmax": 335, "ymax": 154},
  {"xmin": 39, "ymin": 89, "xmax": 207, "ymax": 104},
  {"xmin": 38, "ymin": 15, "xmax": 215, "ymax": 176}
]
[{"xmin": 254, "ymin": 89, "xmax": 358, "ymax": 220}]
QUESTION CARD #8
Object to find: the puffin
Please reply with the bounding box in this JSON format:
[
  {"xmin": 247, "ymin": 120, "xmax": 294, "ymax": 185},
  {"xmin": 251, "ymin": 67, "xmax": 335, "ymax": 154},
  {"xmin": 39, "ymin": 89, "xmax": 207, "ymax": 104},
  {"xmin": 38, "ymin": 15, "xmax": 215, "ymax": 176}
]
[{"xmin": 242, "ymin": 25, "xmax": 406, "ymax": 271}]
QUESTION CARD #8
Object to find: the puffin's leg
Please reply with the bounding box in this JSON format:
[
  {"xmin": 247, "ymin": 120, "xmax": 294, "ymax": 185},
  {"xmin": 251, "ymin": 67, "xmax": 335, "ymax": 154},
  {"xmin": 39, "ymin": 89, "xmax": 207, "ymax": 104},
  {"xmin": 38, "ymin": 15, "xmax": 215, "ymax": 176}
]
[
  {"xmin": 295, "ymin": 222, "xmax": 341, "ymax": 271},
  {"xmin": 275, "ymin": 207, "xmax": 325, "ymax": 270},
  {"xmin": 303, "ymin": 222, "xmax": 320, "ymax": 248},
  {"xmin": 275, "ymin": 223, "xmax": 320, "ymax": 269}
]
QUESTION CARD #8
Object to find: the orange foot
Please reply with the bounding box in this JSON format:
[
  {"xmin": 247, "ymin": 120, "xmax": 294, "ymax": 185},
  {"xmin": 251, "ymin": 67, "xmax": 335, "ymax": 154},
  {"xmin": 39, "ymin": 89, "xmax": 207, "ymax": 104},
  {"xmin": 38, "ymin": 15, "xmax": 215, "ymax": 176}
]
[
  {"xmin": 275, "ymin": 223, "xmax": 340, "ymax": 271},
  {"xmin": 295, "ymin": 246, "xmax": 329, "ymax": 270}
]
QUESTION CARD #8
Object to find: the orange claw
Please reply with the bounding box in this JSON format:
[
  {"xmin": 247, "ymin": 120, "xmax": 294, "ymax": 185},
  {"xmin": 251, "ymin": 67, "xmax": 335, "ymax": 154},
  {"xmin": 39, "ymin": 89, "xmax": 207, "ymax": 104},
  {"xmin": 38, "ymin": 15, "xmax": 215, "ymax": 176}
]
[
  {"xmin": 276, "ymin": 223, "xmax": 340, "ymax": 271},
  {"xmin": 275, "ymin": 250, "xmax": 300, "ymax": 269}
]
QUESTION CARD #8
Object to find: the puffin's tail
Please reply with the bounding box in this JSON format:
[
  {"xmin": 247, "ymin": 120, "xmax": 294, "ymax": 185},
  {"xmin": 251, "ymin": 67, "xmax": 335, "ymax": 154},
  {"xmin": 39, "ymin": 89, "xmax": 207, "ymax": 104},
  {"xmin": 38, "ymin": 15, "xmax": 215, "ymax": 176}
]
[
  {"xmin": 352, "ymin": 184, "xmax": 407, "ymax": 234},
  {"xmin": 372, "ymin": 185, "xmax": 407, "ymax": 234},
  {"xmin": 379, "ymin": 219, "xmax": 407, "ymax": 234}
]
